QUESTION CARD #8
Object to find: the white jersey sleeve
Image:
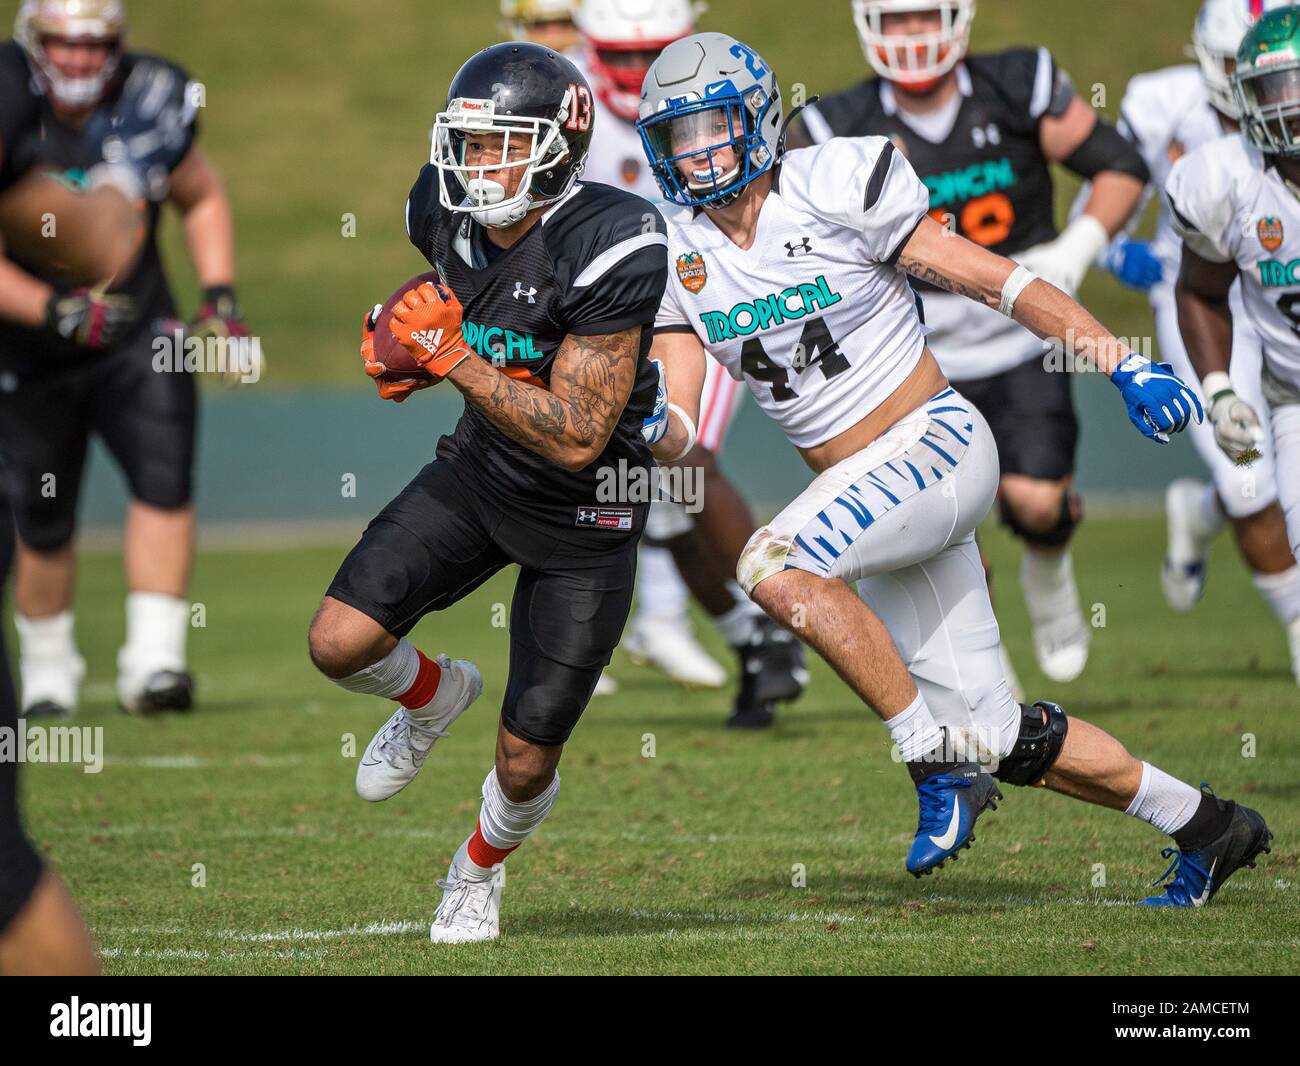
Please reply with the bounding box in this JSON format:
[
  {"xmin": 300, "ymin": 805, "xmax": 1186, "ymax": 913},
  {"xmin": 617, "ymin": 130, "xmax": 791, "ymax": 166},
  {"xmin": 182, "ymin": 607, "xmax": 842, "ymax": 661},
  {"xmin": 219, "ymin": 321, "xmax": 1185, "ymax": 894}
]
[
  {"xmin": 1166, "ymin": 140, "xmax": 1240, "ymax": 264},
  {"xmin": 777, "ymin": 137, "xmax": 930, "ymax": 264}
]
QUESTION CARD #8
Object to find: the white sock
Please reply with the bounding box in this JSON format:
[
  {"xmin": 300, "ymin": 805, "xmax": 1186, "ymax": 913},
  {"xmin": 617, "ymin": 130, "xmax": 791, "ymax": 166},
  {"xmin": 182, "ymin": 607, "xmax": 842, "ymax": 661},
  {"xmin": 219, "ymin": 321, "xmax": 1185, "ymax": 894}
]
[
  {"xmin": 1252, "ymin": 565, "xmax": 1300, "ymax": 624},
  {"xmin": 635, "ymin": 544, "xmax": 689, "ymax": 620},
  {"xmin": 15, "ymin": 609, "xmax": 84, "ymax": 706},
  {"xmin": 1196, "ymin": 483, "xmax": 1227, "ymax": 540},
  {"xmin": 884, "ymin": 691, "xmax": 945, "ymax": 763},
  {"xmin": 454, "ymin": 769, "xmax": 561, "ymax": 881},
  {"xmin": 714, "ymin": 596, "xmax": 762, "ymax": 647},
  {"xmin": 1021, "ymin": 548, "xmax": 1084, "ymax": 633},
  {"xmin": 1124, "ymin": 762, "xmax": 1202, "ymax": 836},
  {"xmin": 330, "ymin": 638, "xmax": 419, "ymax": 699},
  {"xmin": 119, "ymin": 592, "xmax": 188, "ymax": 677},
  {"xmin": 15, "ymin": 609, "xmax": 79, "ymax": 663}
]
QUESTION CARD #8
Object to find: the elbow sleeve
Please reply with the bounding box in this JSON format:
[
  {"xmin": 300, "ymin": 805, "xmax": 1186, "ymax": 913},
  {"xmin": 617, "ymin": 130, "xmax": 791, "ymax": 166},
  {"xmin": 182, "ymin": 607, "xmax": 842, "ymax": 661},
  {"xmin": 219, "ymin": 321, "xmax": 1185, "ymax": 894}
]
[{"xmin": 1062, "ymin": 120, "xmax": 1150, "ymax": 184}]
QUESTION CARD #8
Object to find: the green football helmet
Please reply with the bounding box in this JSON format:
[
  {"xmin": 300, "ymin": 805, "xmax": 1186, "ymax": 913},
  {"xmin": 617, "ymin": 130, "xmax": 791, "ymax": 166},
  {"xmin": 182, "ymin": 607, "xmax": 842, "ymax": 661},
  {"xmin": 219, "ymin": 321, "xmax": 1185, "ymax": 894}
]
[{"xmin": 1233, "ymin": 5, "xmax": 1300, "ymax": 157}]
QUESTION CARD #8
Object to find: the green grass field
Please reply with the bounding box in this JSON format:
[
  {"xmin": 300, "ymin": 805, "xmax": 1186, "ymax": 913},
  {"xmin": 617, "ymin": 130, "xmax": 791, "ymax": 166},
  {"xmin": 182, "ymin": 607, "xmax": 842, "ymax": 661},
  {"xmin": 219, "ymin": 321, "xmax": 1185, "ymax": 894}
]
[
  {"xmin": 0, "ymin": 0, "xmax": 1198, "ymax": 387},
  {"xmin": 15, "ymin": 516, "xmax": 1298, "ymax": 976}
]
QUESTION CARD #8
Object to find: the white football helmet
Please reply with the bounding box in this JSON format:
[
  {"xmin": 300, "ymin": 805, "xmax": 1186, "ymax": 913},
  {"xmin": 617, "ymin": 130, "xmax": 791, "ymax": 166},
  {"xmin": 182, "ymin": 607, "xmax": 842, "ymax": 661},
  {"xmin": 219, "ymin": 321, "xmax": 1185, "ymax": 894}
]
[
  {"xmin": 1192, "ymin": 0, "xmax": 1289, "ymax": 118},
  {"xmin": 852, "ymin": 0, "xmax": 975, "ymax": 91},
  {"xmin": 575, "ymin": 0, "xmax": 700, "ymax": 122},
  {"xmin": 15, "ymin": 0, "xmax": 126, "ymax": 110}
]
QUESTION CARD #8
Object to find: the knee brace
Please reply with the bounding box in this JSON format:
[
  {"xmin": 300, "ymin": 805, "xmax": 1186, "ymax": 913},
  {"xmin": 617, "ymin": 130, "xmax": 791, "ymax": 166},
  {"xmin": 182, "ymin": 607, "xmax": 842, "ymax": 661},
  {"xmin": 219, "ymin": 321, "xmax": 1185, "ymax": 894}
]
[
  {"xmin": 999, "ymin": 490, "xmax": 1082, "ymax": 549},
  {"xmin": 993, "ymin": 700, "xmax": 1069, "ymax": 787}
]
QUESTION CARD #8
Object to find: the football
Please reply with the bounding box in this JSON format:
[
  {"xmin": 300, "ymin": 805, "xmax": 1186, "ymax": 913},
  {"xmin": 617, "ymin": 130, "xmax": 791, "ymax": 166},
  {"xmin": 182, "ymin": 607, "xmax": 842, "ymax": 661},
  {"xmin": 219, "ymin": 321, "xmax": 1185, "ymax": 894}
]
[{"xmin": 371, "ymin": 270, "xmax": 443, "ymax": 378}]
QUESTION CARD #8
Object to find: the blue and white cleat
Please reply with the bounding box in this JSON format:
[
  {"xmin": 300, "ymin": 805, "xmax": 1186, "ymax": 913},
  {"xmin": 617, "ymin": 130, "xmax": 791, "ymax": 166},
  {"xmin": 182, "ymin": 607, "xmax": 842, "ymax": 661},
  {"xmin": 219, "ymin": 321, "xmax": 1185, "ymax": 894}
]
[
  {"xmin": 1139, "ymin": 790, "xmax": 1272, "ymax": 908},
  {"xmin": 907, "ymin": 766, "xmax": 1002, "ymax": 877}
]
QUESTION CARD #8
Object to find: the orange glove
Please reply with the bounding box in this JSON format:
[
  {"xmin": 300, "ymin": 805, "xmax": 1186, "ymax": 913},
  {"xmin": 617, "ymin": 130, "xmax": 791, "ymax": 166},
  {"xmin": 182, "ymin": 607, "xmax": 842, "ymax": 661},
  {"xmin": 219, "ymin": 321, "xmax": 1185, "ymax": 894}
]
[
  {"xmin": 361, "ymin": 307, "xmax": 436, "ymax": 403},
  {"xmin": 388, "ymin": 281, "xmax": 474, "ymax": 378}
]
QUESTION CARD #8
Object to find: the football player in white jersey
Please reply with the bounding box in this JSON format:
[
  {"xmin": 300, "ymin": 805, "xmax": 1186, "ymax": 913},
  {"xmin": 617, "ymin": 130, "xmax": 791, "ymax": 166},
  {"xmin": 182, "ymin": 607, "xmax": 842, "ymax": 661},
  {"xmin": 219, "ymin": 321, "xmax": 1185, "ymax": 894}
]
[
  {"xmin": 789, "ymin": 1, "xmax": 1153, "ymax": 690},
  {"xmin": 637, "ymin": 32, "xmax": 1271, "ymax": 905},
  {"xmin": 573, "ymin": 0, "xmax": 808, "ymax": 725},
  {"xmin": 1169, "ymin": 5, "xmax": 1300, "ymax": 687},
  {"xmin": 1092, "ymin": 0, "xmax": 1300, "ymax": 685}
]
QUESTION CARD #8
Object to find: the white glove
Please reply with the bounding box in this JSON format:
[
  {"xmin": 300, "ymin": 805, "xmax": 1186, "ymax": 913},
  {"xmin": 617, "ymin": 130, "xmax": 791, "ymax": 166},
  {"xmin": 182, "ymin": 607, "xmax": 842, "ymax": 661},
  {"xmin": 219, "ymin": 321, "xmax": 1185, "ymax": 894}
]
[
  {"xmin": 1012, "ymin": 214, "xmax": 1109, "ymax": 296},
  {"xmin": 1203, "ymin": 371, "xmax": 1265, "ymax": 463}
]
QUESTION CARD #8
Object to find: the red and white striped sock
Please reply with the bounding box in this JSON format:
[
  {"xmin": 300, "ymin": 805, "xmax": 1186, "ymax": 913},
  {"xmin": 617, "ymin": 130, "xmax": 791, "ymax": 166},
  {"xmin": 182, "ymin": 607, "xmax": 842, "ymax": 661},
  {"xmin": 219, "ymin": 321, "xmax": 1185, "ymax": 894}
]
[
  {"xmin": 396, "ymin": 649, "xmax": 442, "ymax": 715},
  {"xmin": 331, "ymin": 639, "xmax": 442, "ymax": 713},
  {"xmin": 453, "ymin": 769, "xmax": 561, "ymax": 881}
]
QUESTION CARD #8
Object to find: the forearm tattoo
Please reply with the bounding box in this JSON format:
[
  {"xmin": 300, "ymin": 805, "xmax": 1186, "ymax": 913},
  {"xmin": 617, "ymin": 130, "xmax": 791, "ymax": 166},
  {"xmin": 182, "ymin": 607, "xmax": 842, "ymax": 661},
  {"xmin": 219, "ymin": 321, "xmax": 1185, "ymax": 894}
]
[
  {"xmin": 897, "ymin": 254, "xmax": 998, "ymax": 308},
  {"xmin": 467, "ymin": 326, "xmax": 640, "ymax": 463}
]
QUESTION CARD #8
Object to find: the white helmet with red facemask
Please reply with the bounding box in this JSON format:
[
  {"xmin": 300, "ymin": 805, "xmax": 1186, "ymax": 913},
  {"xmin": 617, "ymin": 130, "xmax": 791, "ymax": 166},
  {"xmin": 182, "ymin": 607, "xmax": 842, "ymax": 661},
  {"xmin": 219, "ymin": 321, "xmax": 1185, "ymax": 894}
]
[
  {"xmin": 15, "ymin": 0, "xmax": 126, "ymax": 110},
  {"xmin": 575, "ymin": 0, "xmax": 699, "ymax": 122},
  {"xmin": 852, "ymin": 0, "xmax": 975, "ymax": 93}
]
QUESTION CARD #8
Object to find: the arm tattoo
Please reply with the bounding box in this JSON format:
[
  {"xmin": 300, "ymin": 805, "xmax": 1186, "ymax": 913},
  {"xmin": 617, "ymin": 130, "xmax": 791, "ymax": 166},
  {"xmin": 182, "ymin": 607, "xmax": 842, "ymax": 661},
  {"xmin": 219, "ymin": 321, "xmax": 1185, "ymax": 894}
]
[
  {"xmin": 897, "ymin": 254, "xmax": 998, "ymax": 308},
  {"xmin": 461, "ymin": 325, "xmax": 640, "ymax": 465},
  {"xmin": 549, "ymin": 329, "xmax": 638, "ymax": 449}
]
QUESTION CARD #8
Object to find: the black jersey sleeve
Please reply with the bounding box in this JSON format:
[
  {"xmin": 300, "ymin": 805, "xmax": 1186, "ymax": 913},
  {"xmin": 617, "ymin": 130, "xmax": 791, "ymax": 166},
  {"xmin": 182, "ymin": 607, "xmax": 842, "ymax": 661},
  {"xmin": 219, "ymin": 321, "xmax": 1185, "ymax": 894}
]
[
  {"xmin": 119, "ymin": 52, "xmax": 201, "ymax": 172},
  {"xmin": 547, "ymin": 187, "xmax": 669, "ymax": 337},
  {"xmin": 0, "ymin": 42, "xmax": 40, "ymax": 190},
  {"xmin": 405, "ymin": 162, "xmax": 443, "ymax": 257},
  {"xmin": 977, "ymin": 48, "xmax": 1074, "ymax": 136}
]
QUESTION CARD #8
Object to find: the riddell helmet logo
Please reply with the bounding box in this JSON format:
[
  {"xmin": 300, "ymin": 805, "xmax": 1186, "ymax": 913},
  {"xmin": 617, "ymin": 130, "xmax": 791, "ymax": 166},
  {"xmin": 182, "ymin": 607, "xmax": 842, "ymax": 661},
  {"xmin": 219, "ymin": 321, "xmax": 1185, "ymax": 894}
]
[
  {"xmin": 676, "ymin": 251, "xmax": 707, "ymax": 294},
  {"xmin": 1259, "ymin": 216, "xmax": 1285, "ymax": 252},
  {"xmin": 411, "ymin": 328, "xmax": 445, "ymax": 355}
]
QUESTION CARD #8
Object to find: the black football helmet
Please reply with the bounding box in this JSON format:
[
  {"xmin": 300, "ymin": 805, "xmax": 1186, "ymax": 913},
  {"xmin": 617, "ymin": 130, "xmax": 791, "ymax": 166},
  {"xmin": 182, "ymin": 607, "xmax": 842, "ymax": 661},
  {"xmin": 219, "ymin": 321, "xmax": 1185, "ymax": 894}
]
[{"xmin": 431, "ymin": 41, "xmax": 594, "ymax": 229}]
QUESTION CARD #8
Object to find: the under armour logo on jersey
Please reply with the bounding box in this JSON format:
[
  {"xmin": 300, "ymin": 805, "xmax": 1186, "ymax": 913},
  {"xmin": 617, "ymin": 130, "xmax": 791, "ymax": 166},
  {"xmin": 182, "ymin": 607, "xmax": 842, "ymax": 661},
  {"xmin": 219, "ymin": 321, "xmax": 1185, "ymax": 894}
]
[
  {"xmin": 785, "ymin": 238, "xmax": 813, "ymax": 257},
  {"xmin": 513, "ymin": 281, "xmax": 538, "ymax": 303}
]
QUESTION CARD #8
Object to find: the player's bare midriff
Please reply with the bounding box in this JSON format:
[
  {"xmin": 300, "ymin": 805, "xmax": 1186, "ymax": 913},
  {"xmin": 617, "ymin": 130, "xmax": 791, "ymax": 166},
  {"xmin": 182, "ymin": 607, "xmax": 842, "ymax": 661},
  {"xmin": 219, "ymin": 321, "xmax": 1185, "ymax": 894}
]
[{"xmin": 797, "ymin": 346, "xmax": 948, "ymax": 473}]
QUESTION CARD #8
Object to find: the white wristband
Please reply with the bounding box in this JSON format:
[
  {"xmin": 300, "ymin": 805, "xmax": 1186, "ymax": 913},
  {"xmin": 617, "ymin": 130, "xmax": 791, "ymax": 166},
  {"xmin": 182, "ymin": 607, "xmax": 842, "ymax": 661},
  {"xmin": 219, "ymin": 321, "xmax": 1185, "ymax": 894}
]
[
  {"xmin": 1201, "ymin": 371, "xmax": 1235, "ymax": 404},
  {"xmin": 999, "ymin": 265, "xmax": 1038, "ymax": 317},
  {"xmin": 663, "ymin": 402, "xmax": 697, "ymax": 462}
]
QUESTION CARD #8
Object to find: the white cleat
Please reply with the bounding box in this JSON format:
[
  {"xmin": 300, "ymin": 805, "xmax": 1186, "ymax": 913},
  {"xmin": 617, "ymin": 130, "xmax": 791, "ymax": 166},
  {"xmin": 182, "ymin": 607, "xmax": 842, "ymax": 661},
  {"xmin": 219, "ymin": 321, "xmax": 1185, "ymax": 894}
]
[
  {"xmin": 592, "ymin": 669, "xmax": 619, "ymax": 696},
  {"xmin": 429, "ymin": 864, "xmax": 502, "ymax": 943},
  {"xmin": 624, "ymin": 613, "xmax": 727, "ymax": 688},
  {"xmin": 1022, "ymin": 549, "xmax": 1091, "ymax": 684},
  {"xmin": 1034, "ymin": 624, "xmax": 1090, "ymax": 684},
  {"xmin": 1162, "ymin": 478, "xmax": 1222, "ymax": 613},
  {"xmin": 355, "ymin": 656, "xmax": 482, "ymax": 802},
  {"xmin": 998, "ymin": 644, "xmax": 1027, "ymax": 704}
]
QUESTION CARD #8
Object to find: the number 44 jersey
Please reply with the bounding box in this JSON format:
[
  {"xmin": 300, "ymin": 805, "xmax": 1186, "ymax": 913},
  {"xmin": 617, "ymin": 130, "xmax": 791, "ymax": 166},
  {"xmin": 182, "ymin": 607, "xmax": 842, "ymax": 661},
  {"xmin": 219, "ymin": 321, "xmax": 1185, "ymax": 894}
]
[
  {"xmin": 655, "ymin": 136, "xmax": 930, "ymax": 449},
  {"xmin": 1167, "ymin": 132, "xmax": 1300, "ymax": 392}
]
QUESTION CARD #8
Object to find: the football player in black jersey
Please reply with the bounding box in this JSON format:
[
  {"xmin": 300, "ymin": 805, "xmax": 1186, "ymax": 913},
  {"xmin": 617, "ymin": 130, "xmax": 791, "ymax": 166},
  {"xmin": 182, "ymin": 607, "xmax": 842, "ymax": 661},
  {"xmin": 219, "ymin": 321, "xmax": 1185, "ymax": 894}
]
[
  {"xmin": 308, "ymin": 42, "xmax": 669, "ymax": 943},
  {"xmin": 0, "ymin": 0, "xmax": 249, "ymax": 719},
  {"xmin": 0, "ymin": 56, "xmax": 179, "ymax": 972},
  {"xmin": 791, "ymin": 0, "xmax": 1150, "ymax": 690}
]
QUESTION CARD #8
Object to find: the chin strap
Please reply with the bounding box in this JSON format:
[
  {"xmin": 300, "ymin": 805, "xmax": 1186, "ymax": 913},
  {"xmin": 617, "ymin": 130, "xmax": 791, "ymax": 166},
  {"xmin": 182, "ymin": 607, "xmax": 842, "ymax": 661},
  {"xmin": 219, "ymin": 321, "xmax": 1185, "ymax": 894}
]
[{"xmin": 776, "ymin": 95, "xmax": 820, "ymax": 160}]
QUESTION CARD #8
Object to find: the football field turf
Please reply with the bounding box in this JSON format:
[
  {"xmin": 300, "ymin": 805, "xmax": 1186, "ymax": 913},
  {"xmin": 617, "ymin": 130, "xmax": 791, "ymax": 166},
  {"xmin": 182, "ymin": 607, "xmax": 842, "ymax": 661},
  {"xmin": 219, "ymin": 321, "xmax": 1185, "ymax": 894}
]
[{"xmin": 16, "ymin": 515, "xmax": 1299, "ymax": 976}]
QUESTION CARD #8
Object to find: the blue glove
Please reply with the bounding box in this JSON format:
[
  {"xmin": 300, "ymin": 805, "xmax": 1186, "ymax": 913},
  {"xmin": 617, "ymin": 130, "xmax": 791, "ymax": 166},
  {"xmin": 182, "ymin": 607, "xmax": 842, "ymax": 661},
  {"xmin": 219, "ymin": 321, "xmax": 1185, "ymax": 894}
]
[
  {"xmin": 1105, "ymin": 239, "xmax": 1163, "ymax": 292},
  {"xmin": 1110, "ymin": 354, "xmax": 1204, "ymax": 444},
  {"xmin": 641, "ymin": 358, "xmax": 670, "ymax": 445}
]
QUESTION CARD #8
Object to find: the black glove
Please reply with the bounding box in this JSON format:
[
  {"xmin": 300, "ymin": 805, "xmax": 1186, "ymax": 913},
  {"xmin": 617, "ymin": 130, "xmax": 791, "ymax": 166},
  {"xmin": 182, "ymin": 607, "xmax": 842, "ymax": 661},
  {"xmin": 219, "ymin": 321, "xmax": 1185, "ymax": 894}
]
[
  {"xmin": 89, "ymin": 59, "xmax": 197, "ymax": 202},
  {"xmin": 44, "ymin": 286, "xmax": 137, "ymax": 349}
]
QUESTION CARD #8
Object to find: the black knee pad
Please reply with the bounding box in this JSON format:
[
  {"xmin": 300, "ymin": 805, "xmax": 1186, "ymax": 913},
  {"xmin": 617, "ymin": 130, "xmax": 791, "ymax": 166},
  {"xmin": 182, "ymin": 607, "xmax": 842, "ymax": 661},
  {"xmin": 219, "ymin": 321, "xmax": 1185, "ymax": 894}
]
[
  {"xmin": 999, "ymin": 491, "xmax": 1082, "ymax": 549},
  {"xmin": 994, "ymin": 701, "xmax": 1069, "ymax": 787}
]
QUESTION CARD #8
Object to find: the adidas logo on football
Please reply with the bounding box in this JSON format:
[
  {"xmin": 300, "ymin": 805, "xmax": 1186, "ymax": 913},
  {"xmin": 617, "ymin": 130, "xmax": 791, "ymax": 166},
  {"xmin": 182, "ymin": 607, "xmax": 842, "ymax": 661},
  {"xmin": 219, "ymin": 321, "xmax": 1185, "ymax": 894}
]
[{"xmin": 411, "ymin": 328, "xmax": 444, "ymax": 355}]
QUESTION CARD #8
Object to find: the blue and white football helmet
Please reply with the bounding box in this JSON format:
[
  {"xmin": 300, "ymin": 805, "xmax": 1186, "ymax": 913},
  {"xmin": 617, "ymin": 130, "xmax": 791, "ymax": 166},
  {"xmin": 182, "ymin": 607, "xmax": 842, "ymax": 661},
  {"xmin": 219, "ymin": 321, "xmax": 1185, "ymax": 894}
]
[{"xmin": 636, "ymin": 31, "xmax": 783, "ymax": 210}]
